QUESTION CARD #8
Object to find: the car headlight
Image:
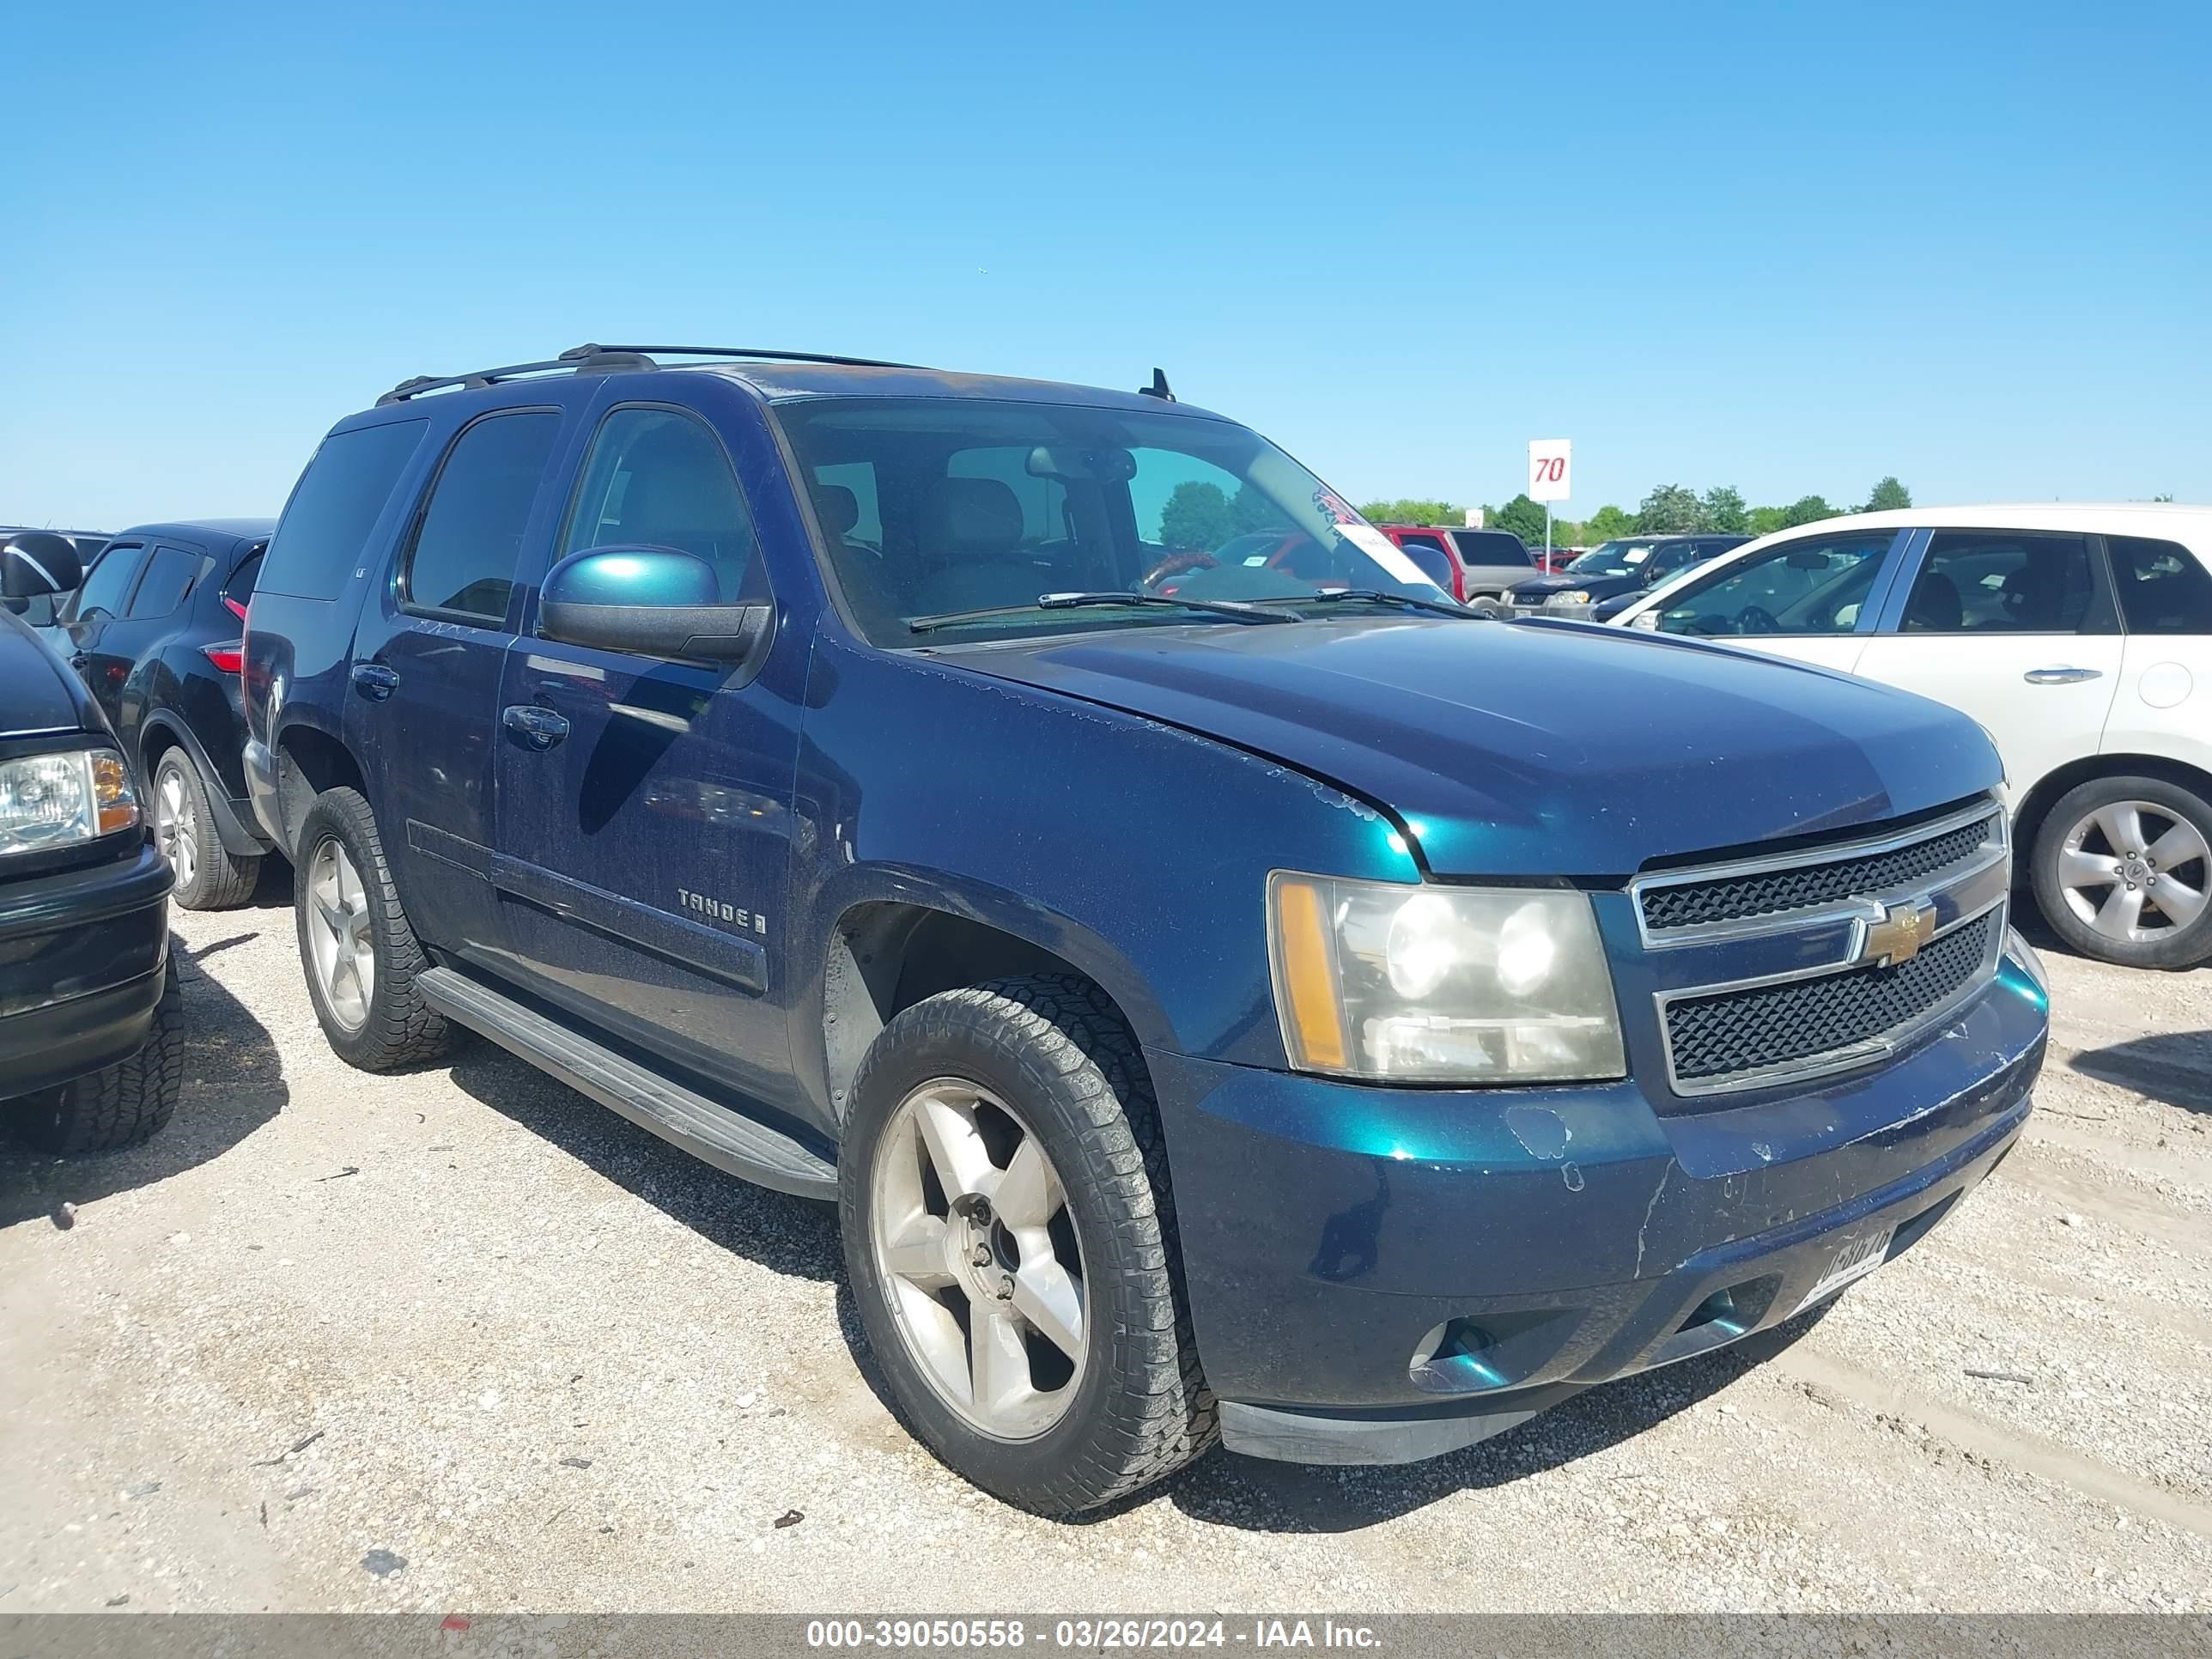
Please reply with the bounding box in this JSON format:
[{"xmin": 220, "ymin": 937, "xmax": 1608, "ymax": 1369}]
[
  {"xmin": 0, "ymin": 749, "xmax": 140, "ymax": 856},
  {"xmin": 1544, "ymin": 590, "xmax": 1593, "ymax": 608},
  {"xmin": 1267, "ymin": 872, "xmax": 1626, "ymax": 1083},
  {"xmin": 1628, "ymin": 611, "xmax": 1660, "ymax": 630}
]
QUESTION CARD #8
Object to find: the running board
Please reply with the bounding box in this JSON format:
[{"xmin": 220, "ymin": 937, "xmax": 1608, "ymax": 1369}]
[{"xmin": 416, "ymin": 966, "xmax": 837, "ymax": 1200}]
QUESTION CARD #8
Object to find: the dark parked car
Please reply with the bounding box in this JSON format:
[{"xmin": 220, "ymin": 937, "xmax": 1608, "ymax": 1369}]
[
  {"xmin": 1507, "ymin": 533, "xmax": 1751, "ymax": 617},
  {"xmin": 243, "ymin": 343, "xmax": 2045, "ymax": 1514},
  {"xmin": 0, "ymin": 526, "xmax": 109, "ymax": 637},
  {"xmin": 0, "ymin": 533, "xmax": 182, "ymax": 1153},
  {"xmin": 58, "ymin": 520, "xmax": 277, "ymax": 908}
]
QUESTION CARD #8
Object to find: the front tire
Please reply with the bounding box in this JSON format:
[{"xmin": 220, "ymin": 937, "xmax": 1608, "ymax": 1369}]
[
  {"xmin": 294, "ymin": 787, "xmax": 451, "ymax": 1070},
  {"xmin": 2033, "ymin": 774, "xmax": 2212, "ymax": 969},
  {"xmin": 153, "ymin": 749, "xmax": 260, "ymax": 910},
  {"xmin": 9, "ymin": 960, "xmax": 185, "ymax": 1153},
  {"xmin": 840, "ymin": 975, "xmax": 1215, "ymax": 1514}
]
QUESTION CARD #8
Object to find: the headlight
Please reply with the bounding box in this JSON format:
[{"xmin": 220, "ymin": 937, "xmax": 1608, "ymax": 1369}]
[
  {"xmin": 1628, "ymin": 611, "xmax": 1660, "ymax": 630},
  {"xmin": 0, "ymin": 749, "xmax": 140, "ymax": 856},
  {"xmin": 1267, "ymin": 872, "xmax": 1626, "ymax": 1083},
  {"xmin": 1544, "ymin": 590, "xmax": 1593, "ymax": 608}
]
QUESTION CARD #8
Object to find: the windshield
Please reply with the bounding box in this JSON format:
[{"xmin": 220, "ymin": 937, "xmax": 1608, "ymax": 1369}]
[
  {"xmin": 1567, "ymin": 539, "xmax": 1666, "ymax": 578},
  {"xmin": 775, "ymin": 398, "xmax": 1447, "ymax": 644}
]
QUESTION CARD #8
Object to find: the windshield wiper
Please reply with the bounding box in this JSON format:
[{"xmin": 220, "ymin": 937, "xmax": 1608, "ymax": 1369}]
[
  {"xmin": 1249, "ymin": 588, "xmax": 1486, "ymax": 619},
  {"xmin": 907, "ymin": 591, "xmax": 1298, "ymax": 634}
]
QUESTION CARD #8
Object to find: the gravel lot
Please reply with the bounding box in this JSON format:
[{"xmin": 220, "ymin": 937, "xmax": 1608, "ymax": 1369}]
[{"xmin": 3, "ymin": 874, "xmax": 2207, "ymax": 1613}]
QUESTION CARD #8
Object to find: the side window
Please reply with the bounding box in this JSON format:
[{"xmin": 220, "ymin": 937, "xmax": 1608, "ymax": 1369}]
[
  {"xmin": 947, "ymin": 447, "xmax": 1066, "ymax": 547},
  {"xmin": 1899, "ymin": 532, "xmax": 2100, "ymax": 634},
  {"xmin": 2107, "ymin": 536, "xmax": 2212, "ymax": 635},
  {"xmin": 68, "ymin": 544, "xmax": 146, "ymax": 622},
  {"xmin": 401, "ymin": 410, "xmax": 562, "ymax": 623},
  {"xmin": 262, "ymin": 419, "xmax": 428, "ymax": 600},
  {"xmin": 1396, "ymin": 531, "xmax": 1450, "ymax": 556},
  {"xmin": 562, "ymin": 408, "xmax": 761, "ymax": 602},
  {"xmin": 125, "ymin": 545, "xmax": 206, "ymax": 620},
  {"xmin": 1656, "ymin": 532, "xmax": 1893, "ymax": 638}
]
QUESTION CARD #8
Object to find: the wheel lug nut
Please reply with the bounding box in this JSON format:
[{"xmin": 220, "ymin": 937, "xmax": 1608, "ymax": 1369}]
[
  {"xmin": 969, "ymin": 1244, "xmax": 991, "ymax": 1267},
  {"xmin": 996, "ymin": 1274, "xmax": 1016, "ymax": 1300}
]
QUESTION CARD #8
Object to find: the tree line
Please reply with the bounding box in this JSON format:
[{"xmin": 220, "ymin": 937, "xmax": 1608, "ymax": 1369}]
[{"xmin": 1358, "ymin": 477, "xmax": 1912, "ymax": 547}]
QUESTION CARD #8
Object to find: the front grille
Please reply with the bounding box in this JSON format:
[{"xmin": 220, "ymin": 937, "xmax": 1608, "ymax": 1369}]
[
  {"xmin": 1640, "ymin": 809, "xmax": 2002, "ymax": 933},
  {"xmin": 1665, "ymin": 910, "xmax": 2001, "ymax": 1085}
]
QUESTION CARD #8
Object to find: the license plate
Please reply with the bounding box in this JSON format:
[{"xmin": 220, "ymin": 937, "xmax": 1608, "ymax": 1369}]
[{"xmin": 1792, "ymin": 1225, "xmax": 1894, "ymax": 1316}]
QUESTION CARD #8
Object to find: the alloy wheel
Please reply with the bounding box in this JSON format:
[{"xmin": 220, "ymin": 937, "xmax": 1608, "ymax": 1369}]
[
  {"xmin": 2057, "ymin": 799, "xmax": 2211, "ymax": 944},
  {"xmin": 869, "ymin": 1079, "xmax": 1088, "ymax": 1442},
  {"xmin": 306, "ymin": 837, "xmax": 375, "ymax": 1030},
  {"xmin": 155, "ymin": 766, "xmax": 198, "ymax": 892}
]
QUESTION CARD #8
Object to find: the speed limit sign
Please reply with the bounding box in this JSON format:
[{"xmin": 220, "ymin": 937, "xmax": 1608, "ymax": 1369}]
[{"xmin": 1528, "ymin": 438, "xmax": 1572, "ymax": 503}]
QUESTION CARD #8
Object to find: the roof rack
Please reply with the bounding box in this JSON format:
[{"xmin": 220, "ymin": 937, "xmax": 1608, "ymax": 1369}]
[{"xmin": 375, "ymin": 343, "xmax": 922, "ymax": 406}]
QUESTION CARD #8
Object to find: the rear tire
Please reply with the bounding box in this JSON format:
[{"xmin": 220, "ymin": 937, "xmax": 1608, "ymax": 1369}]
[
  {"xmin": 840, "ymin": 975, "xmax": 1215, "ymax": 1514},
  {"xmin": 2032, "ymin": 774, "xmax": 2212, "ymax": 969},
  {"xmin": 9, "ymin": 960, "xmax": 185, "ymax": 1153},
  {"xmin": 294, "ymin": 787, "xmax": 451, "ymax": 1070},
  {"xmin": 154, "ymin": 749, "xmax": 259, "ymax": 910}
]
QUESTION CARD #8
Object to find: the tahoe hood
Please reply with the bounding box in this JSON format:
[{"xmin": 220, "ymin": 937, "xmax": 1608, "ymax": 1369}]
[{"xmin": 940, "ymin": 617, "xmax": 1999, "ymax": 877}]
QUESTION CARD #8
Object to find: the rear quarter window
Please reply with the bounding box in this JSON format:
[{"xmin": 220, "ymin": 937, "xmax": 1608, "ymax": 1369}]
[
  {"xmin": 260, "ymin": 419, "xmax": 428, "ymax": 600},
  {"xmin": 2108, "ymin": 536, "xmax": 2212, "ymax": 635}
]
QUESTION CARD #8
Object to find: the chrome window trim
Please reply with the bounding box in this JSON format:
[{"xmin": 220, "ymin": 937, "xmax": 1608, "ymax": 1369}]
[
  {"xmin": 1631, "ymin": 798, "xmax": 2007, "ymax": 949},
  {"xmin": 1655, "ymin": 894, "xmax": 2008, "ymax": 1098}
]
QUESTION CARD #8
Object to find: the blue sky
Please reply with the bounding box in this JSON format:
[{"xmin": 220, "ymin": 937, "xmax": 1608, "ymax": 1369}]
[{"xmin": 5, "ymin": 1, "xmax": 2207, "ymax": 531}]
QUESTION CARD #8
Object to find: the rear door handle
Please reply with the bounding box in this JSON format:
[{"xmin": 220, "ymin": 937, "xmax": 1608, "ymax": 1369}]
[
  {"xmin": 350, "ymin": 663, "xmax": 402, "ymax": 700},
  {"xmin": 502, "ymin": 704, "xmax": 570, "ymax": 750},
  {"xmin": 2023, "ymin": 665, "xmax": 2102, "ymax": 685}
]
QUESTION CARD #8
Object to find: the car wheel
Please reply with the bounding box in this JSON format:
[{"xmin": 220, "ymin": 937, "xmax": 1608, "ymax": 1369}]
[
  {"xmin": 2032, "ymin": 775, "xmax": 2212, "ymax": 969},
  {"xmin": 153, "ymin": 749, "xmax": 260, "ymax": 910},
  {"xmin": 294, "ymin": 787, "xmax": 451, "ymax": 1070},
  {"xmin": 9, "ymin": 959, "xmax": 185, "ymax": 1153},
  {"xmin": 840, "ymin": 975, "xmax": 1215, "ymax": 1514}
]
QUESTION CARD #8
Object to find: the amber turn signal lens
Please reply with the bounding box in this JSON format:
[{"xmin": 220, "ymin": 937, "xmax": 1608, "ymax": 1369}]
[
  {"xmin": 1268, "ymin": 874, "xmax": 1349, "ymax": 1071},
  {"xmin": 91, "ymin": 751, "xmax": 140, "ymax": 836}
]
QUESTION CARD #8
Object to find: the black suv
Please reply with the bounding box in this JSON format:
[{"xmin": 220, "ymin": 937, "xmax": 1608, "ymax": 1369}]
[
  {"xmin": 0, "ymin": 533, "xmax": 183, "ymax": 1152},
  {"xmin": 58, "ymin": 520, "xmax": 277, "ymax": 908}
]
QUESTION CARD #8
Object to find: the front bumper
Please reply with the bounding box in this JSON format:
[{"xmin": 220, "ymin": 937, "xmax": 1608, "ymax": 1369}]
[
  {"xmin": 0, "ymin": 842, "xmax": 173, "ymax": 1099},
  {"xmin": 1147, "ymin": 941, "xmax": 2047, "ymax": 1466}
]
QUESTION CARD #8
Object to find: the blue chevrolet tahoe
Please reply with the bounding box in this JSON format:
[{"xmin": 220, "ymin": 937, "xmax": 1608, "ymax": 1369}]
[{"xmin": 241, "ymin": 344, "xmax": 2049, "ymax": 1514}]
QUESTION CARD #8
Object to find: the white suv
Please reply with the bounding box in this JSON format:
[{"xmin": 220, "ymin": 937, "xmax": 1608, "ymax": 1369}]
[{"xmin": 1611, "ymin": 504, "xmax": 2212, "ymax": 969}]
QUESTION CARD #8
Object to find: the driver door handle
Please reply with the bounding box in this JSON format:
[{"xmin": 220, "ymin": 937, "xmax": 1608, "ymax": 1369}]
[
  {"xmin": 350, "ymin": 662, "xmax": 402, "ymax": 700},
  {"xmin": 502, "ymin": 704, "xmax": 570, "ymax": 750},
  {"xmin": 2024, "ymin": 665, "xmax": 2102, "ymax": 685}
]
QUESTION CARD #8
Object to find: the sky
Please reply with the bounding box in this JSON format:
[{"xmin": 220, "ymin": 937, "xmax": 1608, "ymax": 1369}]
[{"xmin": 4, "ymin": 0, "xmax": 2208, "ymax": 532}]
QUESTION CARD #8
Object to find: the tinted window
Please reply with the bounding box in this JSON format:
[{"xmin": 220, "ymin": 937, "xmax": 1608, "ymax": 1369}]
[
  {"xmin": 2108, "ymin": 536, "xmax": 2212, "ymax": 635},
  {"xmin": 264, "ymin": 419, "xmax": 428, "ymax": 600},
  {"xmin": 1657, "ymin": 532, "xmax": 1893, "ymax": 638},
  {"xmin": 1396, "ymin": 531, "xmax": 1449, "ymax": 555},
  {"xmin": 1900, "ymin": 532, "xmax": 2098, "ymax": 633},
  {"xmin": 1450, "ymin": 529, "xmax": 1534, "ymax": 567},
  {"xmin": 562, "ymin": 408, "xmax": 760, "ymax": 602},
  {"xmin": 224, "ymin": 551, "xmax": 264, "ymax": 606},
  {"xmin": 125, "ymin": 544, "xmax": 205, "ymax": 619},
  {"xmin": 70, "ymin": 544, "xmax": 145, "ymax": 621},
  {"xmin": 401, "ymin": 411, "xmax": 560, "ymax": 622}
]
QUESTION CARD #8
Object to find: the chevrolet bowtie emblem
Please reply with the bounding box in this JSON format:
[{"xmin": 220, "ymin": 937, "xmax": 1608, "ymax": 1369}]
[{"xmin": 1862, "ymin": 898, "xmax": 1938, "ymax": 968}]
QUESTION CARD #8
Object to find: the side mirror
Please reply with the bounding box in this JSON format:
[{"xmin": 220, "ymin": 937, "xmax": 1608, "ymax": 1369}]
[
  {"xmin": 538, "ymin": 546, "xmax": 771, "ymax": 665},
  {"xmin": 3, "ymin": 532, "xmax": 83, "ymax": 601}
]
